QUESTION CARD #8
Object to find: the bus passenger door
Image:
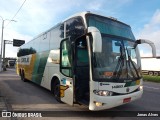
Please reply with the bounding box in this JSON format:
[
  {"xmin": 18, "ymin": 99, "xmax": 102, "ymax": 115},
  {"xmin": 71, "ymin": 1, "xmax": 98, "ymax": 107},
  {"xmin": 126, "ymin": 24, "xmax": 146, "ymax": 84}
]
[{"xmin": 60, "ymin": 39, "xmax": 74, "ymax": 105}]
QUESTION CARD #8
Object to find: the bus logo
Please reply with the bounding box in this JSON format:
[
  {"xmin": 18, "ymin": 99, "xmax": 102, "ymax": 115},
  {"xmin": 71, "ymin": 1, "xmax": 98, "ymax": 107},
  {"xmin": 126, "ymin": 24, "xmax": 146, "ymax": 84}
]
[
  {"xmin": 100, "ymin": 83, "xmax": 110, "ymax": 86},
  {"xmin": 126, "ymin": 87, "xmax": 130, "ymax": 92}
]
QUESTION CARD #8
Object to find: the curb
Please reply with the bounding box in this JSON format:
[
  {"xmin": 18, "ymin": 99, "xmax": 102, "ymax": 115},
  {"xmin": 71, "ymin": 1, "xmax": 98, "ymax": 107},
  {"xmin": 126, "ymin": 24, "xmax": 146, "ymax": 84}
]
[
  {"xmin": 0, "ymin": 95, "xmax": 10, "ymax": 120},
  {"xmin": 0, "ymin": 89, "xmax": 16, "ymax": 120},
  {"xmin": 0, "ymin": 97, "xmax": 8, "ymax": 111}
]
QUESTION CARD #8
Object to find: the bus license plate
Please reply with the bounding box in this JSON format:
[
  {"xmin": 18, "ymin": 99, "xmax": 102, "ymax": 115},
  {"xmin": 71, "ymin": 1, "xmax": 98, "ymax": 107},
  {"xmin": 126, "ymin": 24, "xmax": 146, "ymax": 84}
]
[{"xmin": 123, "ymin": 97, "xmax": 131, "ymax": 103}]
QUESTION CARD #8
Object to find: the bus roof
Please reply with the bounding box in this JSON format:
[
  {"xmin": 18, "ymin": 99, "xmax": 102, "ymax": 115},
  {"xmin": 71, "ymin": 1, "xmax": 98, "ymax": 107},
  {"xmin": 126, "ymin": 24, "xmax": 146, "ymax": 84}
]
[
  {"xmin": 64, "ymin": 11, "xmax": 130, "ymax": 27},
  {"xmin": 21, "ymin": 11, "xmax": 131, "ymax": 47}
]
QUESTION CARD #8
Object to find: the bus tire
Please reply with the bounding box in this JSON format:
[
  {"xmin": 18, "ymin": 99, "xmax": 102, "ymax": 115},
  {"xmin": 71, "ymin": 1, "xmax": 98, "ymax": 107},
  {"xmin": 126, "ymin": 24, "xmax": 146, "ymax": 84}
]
[
  {"xmin": 19, "ymin": 69, "xmax": 22, "ymax": 76},
  {"xmin": 21, "ymin": 71, "xmax": 27, "ymax": 82},
  {"xmin": 52, "ymin": 79, "xmax": 62, "ymax": 102}
]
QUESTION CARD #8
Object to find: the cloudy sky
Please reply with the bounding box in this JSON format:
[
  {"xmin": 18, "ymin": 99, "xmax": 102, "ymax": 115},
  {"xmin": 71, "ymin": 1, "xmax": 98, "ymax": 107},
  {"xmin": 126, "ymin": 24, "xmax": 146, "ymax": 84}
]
[{"xmin": 0, "ymin": 0, "xmax": 160, "ymax": 58}]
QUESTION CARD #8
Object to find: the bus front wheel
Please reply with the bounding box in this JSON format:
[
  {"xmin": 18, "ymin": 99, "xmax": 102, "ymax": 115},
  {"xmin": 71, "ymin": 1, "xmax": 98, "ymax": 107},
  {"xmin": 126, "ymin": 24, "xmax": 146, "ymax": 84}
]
[{"xmin": 52, "ymin": 79, "xmax": 62, "ymax": 102}]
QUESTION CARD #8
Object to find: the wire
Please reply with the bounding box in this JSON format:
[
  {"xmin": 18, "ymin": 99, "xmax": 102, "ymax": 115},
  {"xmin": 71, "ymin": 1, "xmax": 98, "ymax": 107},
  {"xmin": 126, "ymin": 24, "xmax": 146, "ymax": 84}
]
[{"xmin": 5, "ymin": 0, "xmax": 27, "ymax": 28}]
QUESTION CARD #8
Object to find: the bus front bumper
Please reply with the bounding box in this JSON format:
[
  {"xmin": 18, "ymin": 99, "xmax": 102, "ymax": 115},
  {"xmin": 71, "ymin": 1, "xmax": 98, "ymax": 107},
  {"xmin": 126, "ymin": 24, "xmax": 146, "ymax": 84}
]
[{"xmin": 89, "ymin": 89, "xmax": 143, "ymax": 111}]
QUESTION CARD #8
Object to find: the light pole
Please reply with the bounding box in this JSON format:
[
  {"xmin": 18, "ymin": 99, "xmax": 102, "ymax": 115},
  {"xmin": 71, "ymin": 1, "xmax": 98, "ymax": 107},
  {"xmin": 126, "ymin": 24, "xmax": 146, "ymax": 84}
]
[
  {"xmin": 0, "ymin": 16, "xmax": 16, "ymax": 71},
  {"xmin": 0, "ymin": 16, "xmax": 4, "ymax": 72}
]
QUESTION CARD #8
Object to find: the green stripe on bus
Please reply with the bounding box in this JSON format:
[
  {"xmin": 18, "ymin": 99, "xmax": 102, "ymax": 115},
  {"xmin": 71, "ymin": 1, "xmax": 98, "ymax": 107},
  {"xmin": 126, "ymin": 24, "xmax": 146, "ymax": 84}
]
[
  {"xmin": 32, "ymin": 51, "xmax": 49, "ymax": 85},
  {"xmin": 124, "ymin": 81, "xmax": 136, "ymax": 87},
  {"xmin": 124, "ymin": 79, "xmax": 141, "ymax": 87}
]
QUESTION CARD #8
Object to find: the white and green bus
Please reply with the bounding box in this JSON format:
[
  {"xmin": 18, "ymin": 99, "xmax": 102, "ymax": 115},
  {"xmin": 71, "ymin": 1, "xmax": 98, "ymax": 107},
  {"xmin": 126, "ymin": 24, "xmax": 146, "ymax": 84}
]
[{"xmin": 17, "ymin": 12, "xmax": 156, "ymax": 111}]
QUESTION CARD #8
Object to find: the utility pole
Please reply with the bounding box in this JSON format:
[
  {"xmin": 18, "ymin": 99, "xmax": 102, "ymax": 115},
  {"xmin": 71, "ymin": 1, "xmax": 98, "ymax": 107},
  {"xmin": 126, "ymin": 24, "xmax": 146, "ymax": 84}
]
[
  {"xmin": 0, "ymin": 17, "xmax": 4, "ymax": 72},
  {"xmin": 0, "ymin": 16, "xmax": 16, "ymax": 71},
  {"xmin": 3, "ymin": 40, "xmax": 13, "ymax": 71},
  {"xmin": 3, "ymin": 39, "xmax": 5, "ymax": 71}
]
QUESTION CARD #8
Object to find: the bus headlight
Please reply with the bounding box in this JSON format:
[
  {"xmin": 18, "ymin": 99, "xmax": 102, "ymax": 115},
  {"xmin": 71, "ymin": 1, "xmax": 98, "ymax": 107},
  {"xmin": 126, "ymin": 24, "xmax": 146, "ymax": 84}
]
[
  {"xmin": 95, "ymin": 102, "xmax": 103, "ymax": 106},
  {"xmin": 138, "ymin": 85, "xmax": 143, "ymax": 90},
  {"xmin": 93, "ymin": 90, "xmax": 113, "ymax": 96}
]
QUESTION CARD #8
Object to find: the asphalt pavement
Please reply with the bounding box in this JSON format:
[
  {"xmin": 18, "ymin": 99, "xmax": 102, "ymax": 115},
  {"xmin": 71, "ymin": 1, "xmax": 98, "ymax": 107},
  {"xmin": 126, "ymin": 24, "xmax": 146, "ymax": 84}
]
[
  {"xmin": 0, "ymin": 68, "xmax": 15, "ymax": 111},
  {"xmin": 0, "ymin": 68, "xmax": 16, "ymax": 120},
  {"xmin": 0, "ymin": 68, "xmax": 160, "ymax": 120}
]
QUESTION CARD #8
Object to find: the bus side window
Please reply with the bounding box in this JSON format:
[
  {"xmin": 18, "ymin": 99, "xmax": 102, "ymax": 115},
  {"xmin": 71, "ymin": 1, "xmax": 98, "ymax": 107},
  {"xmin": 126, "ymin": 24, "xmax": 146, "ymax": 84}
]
[
  {"xmin": 62, "ymin": 49, "xmax": 70, "ymax": 67},
  {"xmin": 60, "ymin": 40, "xmax": 72, "ymax": 77}
]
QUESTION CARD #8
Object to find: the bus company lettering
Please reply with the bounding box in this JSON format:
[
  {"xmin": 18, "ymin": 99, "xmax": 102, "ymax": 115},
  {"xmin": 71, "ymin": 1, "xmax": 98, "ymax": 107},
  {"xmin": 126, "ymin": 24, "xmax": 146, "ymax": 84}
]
[
  {"xmin": 19, "ymin": 55, "xmax": 31, "ymax": 65},
  {"xmin": 21, "ymin": 57, "xmax": 29, "ymax": 63},
  {"xmin": 112, "ymin": 85, "xmax": 124, "ymax": 89}
]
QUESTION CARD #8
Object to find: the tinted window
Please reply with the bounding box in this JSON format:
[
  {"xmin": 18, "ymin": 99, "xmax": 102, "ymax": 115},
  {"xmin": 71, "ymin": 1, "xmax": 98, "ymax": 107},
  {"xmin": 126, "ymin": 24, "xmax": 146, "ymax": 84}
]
[
  {"xmin": 50, "ymin": 24, "xmax": 64, "ymax": 49},
  {"xmin": 17, "ymin": 40, "xmax": 37, "ymax": 57},
  {"xmin": 30, "ymin": 37, "xmax": 39, "ymax": 52},
  {"xmin": 39, "ymin": 32, "xmax": 50, "ymax": 52},
  {"xmin": 66, "ymin": 17, "xmax": 85, "ymax": 41},
  {"xmin": 87, "ymin": 15, "xmax": 135, "ymax": 40}
]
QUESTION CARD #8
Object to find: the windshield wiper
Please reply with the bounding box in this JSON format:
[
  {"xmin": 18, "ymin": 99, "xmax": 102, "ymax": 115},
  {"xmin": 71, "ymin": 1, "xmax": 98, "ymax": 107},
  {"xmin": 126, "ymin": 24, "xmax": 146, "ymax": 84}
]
[
  {"xmin": 126, "ymin": 47, "xmax": 140, "ymax": 78},
  {"xmin": 113, "ymin": 46, "xmax": 125, "ymax": 79},
  {"xmin": 113, "ymin": 46, "xmax": 140, "ymax": 79}
]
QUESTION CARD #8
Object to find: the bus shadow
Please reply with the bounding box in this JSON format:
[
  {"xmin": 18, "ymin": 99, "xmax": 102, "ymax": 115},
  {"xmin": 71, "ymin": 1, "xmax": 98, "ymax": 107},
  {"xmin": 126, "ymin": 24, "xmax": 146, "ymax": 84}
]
[{"xmin": 2, "ymin": 78, "xmax": 60, "ymax": 104}]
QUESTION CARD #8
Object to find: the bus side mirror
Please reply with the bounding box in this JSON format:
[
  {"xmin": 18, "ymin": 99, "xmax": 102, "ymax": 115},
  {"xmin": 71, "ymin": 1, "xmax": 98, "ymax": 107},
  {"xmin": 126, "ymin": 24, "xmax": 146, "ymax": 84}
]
[
  {"xmin": 134, "ymin": 39, "xmax": 156, "ymax": 57},
  {"xmin": 87, "ymin": 27, "xmax": 102, "ymax": 52}
]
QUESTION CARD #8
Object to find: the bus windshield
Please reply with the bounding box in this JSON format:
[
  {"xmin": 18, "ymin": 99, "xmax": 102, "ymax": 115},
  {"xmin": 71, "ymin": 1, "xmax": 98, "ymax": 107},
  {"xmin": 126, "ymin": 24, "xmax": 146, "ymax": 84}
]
[
  {"xmin": 86, "ymin": 14, "xmax": 135, "ymax": 40},
  {"xmin": 86, "ymin": 14, "xmax": 142, "ymax": 82},
  {"xmin": 93, "ymin": 35, "xmax": 142, "ymax": 82}
]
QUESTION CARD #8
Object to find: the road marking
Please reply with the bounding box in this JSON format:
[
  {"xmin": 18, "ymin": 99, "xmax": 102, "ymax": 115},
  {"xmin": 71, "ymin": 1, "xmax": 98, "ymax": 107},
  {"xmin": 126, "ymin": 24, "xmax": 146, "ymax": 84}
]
[{"xmin": 144, "ymin": 86, "xmax": 159, "ymax": 90}]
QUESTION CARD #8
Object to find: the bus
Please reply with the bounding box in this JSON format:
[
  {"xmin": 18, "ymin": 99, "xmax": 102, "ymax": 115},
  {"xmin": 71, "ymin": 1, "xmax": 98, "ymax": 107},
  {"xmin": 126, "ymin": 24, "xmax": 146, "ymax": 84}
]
[{"xmin": 17, "ymin": 12, "xmax": 156, "ymax": 111}]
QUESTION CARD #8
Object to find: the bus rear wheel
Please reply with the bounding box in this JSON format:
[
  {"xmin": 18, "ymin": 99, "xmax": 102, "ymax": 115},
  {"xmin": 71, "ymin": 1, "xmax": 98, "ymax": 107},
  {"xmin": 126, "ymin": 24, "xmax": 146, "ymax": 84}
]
[{"xmin": 20, "ymin": 71, "xmax": 27, "ymax": 82}]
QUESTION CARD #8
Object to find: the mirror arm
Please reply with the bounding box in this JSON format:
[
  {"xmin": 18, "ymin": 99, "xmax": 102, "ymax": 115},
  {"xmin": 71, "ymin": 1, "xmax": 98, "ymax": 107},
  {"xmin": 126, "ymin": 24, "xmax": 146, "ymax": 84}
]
[{"xmin": 135, "ymin": 39, "xmax": 156, "ymax": 57}]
